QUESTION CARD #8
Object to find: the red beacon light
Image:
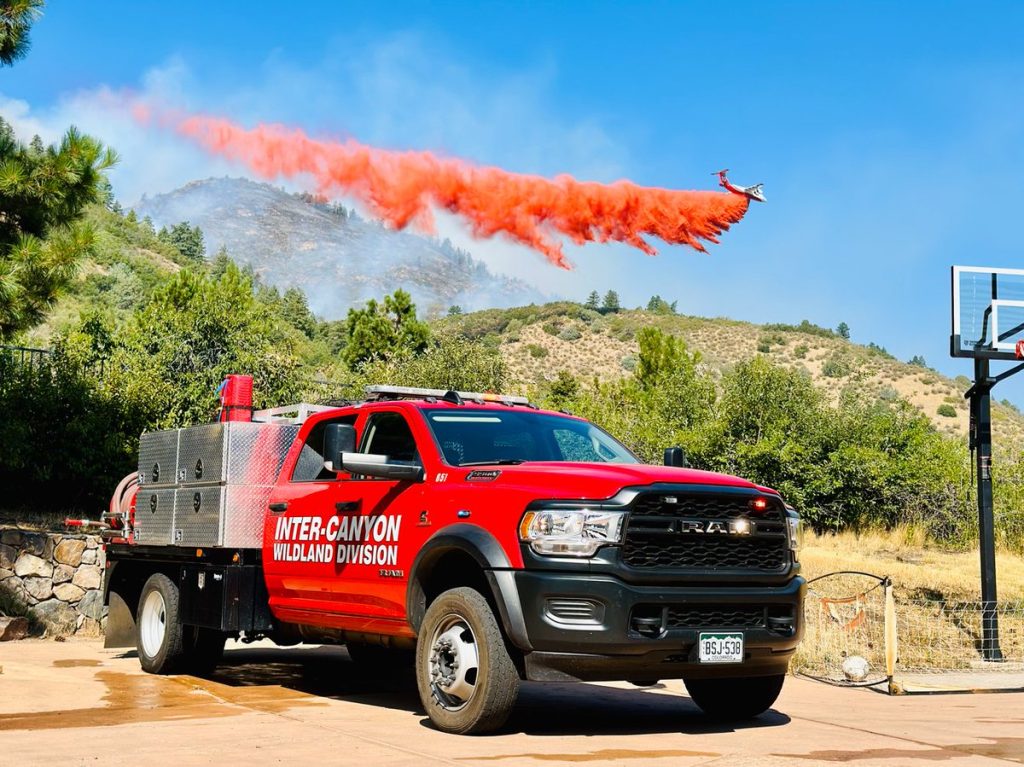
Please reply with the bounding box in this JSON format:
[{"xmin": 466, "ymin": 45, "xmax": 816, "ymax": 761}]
[{"xmin": 749, "ymin": 497, "xmax": 769, "ymax": 513}]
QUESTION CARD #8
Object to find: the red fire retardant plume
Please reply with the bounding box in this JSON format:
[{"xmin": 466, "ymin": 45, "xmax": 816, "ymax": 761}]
[{"xmin": 166, "ymin": 112, "xmax": 750, "ymax": 269}]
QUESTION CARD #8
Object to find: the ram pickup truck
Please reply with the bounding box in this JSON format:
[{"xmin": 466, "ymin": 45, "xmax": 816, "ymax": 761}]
[{"xmin": 103, "ymin": 383, "xmax": 804, "ymax": 734}]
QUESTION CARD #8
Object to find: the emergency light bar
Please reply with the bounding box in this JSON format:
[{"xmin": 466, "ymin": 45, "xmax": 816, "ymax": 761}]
[{"xmin": 365, "ymin": 385, "xmax": 532, "ymax": 407}]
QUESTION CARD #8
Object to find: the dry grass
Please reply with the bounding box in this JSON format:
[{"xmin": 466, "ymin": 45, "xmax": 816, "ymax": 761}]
[
  {"xmin": 796, "ymin": 529, "xmax": 1024, "ymax": 678},
  {"xmin": 799, "ymin": 528, "xmax": 1024, "ymax": 601}
]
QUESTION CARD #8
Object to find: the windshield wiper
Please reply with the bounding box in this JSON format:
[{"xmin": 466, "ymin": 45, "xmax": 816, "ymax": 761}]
[{"xmin": 457, "ymin": 459, "xmax": 526, "ymax": 467}]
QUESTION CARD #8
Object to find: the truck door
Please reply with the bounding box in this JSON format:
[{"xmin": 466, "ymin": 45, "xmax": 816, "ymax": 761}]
[
  {"xmin": 334, "ymin": 409, "xmax": 423, "ymax": 622},
  {"xmin": 264, "ymin": 409, "xmax": 423, "ymax": 630},
  {"xmin": 263, "ymin": 414, "xmax": 359, "ymax": 616}
]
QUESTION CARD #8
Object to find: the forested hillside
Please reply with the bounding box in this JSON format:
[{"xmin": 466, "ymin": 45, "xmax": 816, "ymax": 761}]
[{"xmin": 4, "ymin": 202, "xmax": 1023, "ymax": 552}]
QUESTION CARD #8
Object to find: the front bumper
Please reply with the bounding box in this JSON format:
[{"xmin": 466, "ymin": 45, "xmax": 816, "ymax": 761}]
[{"xmin": 512, "ymin": 571, "xmax": 805, "ymax": 682}]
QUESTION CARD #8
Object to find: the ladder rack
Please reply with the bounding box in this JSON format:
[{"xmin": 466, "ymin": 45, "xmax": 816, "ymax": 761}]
[
  {"xmin": 364, "ymin": 385, "xmax": 533, "ymax": 407},
  {"xmin": 252, "ymin": 403, "xmax": 337, "ymax": 424}
]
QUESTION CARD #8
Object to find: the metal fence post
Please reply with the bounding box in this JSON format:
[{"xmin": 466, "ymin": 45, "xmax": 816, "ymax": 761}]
[{"xmin": 884, "ymin": 577, "xmax": 901, "ymax": 694}]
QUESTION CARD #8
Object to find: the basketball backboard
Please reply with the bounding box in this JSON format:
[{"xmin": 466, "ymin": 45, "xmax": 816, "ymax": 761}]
[{"xmin": 951, "ymin": 266, "xmax": 1024, "ymax": 361}]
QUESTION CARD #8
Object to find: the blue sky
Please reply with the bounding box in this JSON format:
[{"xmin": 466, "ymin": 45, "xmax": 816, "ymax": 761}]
[{"xmin": 5, "ymin": 1, "xmax": 1024, "ymax": 403}]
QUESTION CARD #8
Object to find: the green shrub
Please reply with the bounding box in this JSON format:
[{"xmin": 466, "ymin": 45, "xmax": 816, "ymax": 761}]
[
  {"xmin": 527, "ymin": 343, "xmax": 549, "ymax": 359},
  {"xmin": 822, "ymin": 353, "xmax": 852, "ymax": 378},
  {"xmin": 879, "ymin": 387, "xmax": 899, "ymax": 402},
  {"xmin": 504, "ymin": 318, "xmax": 524, "ymax": 342},
  {"xmin": 794, "ymin": 344, "xmax": 809, "ymax": 359},
  {"xmin": 762, "ymin": 320, "xmax": 835, "ymax": 338},
  {"xmin": 558, "ymin": 326, "xmax": 582, "ymax": 341},
  {"xmin": 937, "ymin": 404, "xmax": 957, "ymax": 418}
]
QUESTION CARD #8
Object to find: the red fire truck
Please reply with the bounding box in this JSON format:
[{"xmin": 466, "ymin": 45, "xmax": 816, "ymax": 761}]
[{"xmin": 102, "ymin": 379, "xmax": 804, "ymax": 734}]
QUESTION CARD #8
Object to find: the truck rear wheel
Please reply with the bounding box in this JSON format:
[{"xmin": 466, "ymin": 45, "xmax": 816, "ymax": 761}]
[
  {"xmin": 683, "ymin": 673, "xmax": 785, "ymax": 720},
  {"xmin": 136, "ymin": 573, "xmax": 188, "ymax": 674},
  {"xmin": 416, "ymin": 587, "xmax": 519, "ymax": 735}
]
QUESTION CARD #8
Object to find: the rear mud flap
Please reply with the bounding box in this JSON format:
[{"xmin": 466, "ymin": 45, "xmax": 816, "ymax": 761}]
[{"xmin": 104, "ymin": 591, "xmax": 136, "ymax": 649}]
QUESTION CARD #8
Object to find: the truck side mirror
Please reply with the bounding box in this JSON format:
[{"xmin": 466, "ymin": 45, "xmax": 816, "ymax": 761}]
[
  {"xmin": 664, "ymin": 446, "xmax": 690, "ymax": 468},
  {"xmin": 324, "ymin": 423, "xmax": 357, "ymax": 472}
]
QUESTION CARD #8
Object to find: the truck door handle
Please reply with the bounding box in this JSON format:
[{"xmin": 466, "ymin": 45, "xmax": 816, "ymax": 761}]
[
  {"xmin": 268, "ymin": 502, "xmax": 289, "ymax": 513},
  {"xmin": 335, "ymin": 501, "xmax": 360, "ymax": 513}
]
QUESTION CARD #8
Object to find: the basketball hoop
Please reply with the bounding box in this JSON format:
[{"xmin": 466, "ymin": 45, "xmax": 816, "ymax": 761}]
[{"xmin": 1017, "ymin": 339, "xmax": 1024, "ymax": 360}]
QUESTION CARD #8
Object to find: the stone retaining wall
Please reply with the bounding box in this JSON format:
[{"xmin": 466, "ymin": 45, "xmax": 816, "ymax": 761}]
[{"xmin": 0, "ymin": 528, "xmax": 106, "ymax": 636}]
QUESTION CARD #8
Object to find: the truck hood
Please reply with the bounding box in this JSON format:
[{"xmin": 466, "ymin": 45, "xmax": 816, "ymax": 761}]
[{"xmin": 463, "ymin": 462, "xmax": 762, "ymax": 501}]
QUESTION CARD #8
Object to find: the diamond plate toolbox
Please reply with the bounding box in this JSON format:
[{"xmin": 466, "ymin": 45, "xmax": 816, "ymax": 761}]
[
  {"xmin": 176, "ymin": 423, "xmax": 299, "ymax": 486},
  {"xmin": 137, "ymin": 429, "xmax": 180, "ymax": 487},
  {"xmin": 134, "ymin": 487, "xmax": 176, "ymax": 544},
  {"xmin": 172, "ymin": 485, "xmax": 275, "ymax": 548}
]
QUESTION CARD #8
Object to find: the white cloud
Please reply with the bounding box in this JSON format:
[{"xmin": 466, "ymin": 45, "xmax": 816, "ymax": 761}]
[{"xmin": 0, "ymin": 33, "xmax": 640, "ymax": 295}]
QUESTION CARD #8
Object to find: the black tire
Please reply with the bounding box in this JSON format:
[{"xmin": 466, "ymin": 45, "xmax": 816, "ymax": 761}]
[
  {"xmin": 683, "ymin": 674, "xmax": 786, "ymax": 720},
  {"xmin": 136, "ymin": 573, "xmax": 187, "ymax": 674},
  {"xmin": 416, "ymin": 587, "xmax": 520, "ymax": 735}
]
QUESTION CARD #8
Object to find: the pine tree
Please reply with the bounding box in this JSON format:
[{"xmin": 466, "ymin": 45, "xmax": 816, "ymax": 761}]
[
  {"xmin": 0, "ymin": 119, "xmax": 117, "ymax": 338},
  {"xmin": 343, "ymin": 289, "xmax": 431, "ymax": 368},
  {"xmin": 584, "ymin": 290, "xmax": 600, "ymax": 310},
  {"xmin": 601, "ymin": 290, "xmax": 621, "ymax": 313},
  {"xmin": 0, "ymin": 0, "xmax": 43, "ymax": 66},
  {"xmin": 281, "ymin": 287, "xmax": 317, "ymax": 338},
  {"xmin": 159, "ymin": 221, "xmax": 206, "ymax": 262},
  {"xmin": 837, "ymin": 321, "xmax": 850, "ymax": 340},
  {"xmin": 646, "ymin": 295, "xmax": 676, "ymax": 314}
]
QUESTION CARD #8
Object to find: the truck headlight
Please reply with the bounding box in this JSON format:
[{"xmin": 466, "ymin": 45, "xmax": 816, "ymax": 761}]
[
  {"xmin": 786, "ymin": 509, "xmax": 801, "ymax": 552},
  {"xmin": 519, "ymin": 509, "xmax": 627, "ymax": 557}
]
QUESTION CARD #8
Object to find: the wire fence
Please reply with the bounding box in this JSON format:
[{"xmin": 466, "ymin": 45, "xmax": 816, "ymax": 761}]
[
  {"xmin": 896, "ymin": 599, "xmax": 1024, "ymax": 672},
  {"xmin": 795, "ymin": 571, "xmax": 1024, "ymax": 691}
]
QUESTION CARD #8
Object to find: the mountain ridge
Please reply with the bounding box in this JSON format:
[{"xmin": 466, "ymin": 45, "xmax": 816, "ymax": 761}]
[{"xmin": 440, "ymin": 303, "xmax": 1024, "ymax": 448}]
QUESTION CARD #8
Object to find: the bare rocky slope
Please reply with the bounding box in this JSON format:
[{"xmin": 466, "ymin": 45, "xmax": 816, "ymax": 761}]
[{"xmin": 134, "ymin": 177, "xmax": 545, "ymax": 318}]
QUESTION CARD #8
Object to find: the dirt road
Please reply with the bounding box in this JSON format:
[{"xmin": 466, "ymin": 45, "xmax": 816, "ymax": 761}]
[{"xmin": 1, "ymin": 638, "xmax": 1021, "ymax": 766}]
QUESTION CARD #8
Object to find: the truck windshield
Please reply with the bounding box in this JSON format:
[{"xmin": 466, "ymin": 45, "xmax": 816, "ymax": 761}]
[{"xmin": 422, "ymin": 409, "xmax": 640, "ymax": 467}]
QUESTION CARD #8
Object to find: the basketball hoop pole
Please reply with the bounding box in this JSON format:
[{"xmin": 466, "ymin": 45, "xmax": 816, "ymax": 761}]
[
  {"xmin": 967, "ymin": 357, "xmax": 1004, "ymax": 662},
  {"xmin": 952, "ymin": 265, "xmax": 1024, "ymax": 662}
]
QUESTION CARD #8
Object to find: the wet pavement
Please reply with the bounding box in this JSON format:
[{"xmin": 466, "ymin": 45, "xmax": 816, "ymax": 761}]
[{"xmin": 1, "ymin": 638, "xmax": 1022, "ymax": 765}]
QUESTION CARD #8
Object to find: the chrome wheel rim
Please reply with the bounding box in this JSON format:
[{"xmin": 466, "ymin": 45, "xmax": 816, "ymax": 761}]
[
  {"xmin": 427, "ymin": 614, "xmax": 480, "ymax": 711},
  {"xmin": 139, "ymin": 590, "xmax": 167, "ymax": 658}
]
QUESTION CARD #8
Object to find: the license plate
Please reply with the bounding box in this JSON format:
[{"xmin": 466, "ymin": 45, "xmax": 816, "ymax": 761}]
[{"xmin": 698, "ymin": 632, "xmax": 744, "ymax": 663}]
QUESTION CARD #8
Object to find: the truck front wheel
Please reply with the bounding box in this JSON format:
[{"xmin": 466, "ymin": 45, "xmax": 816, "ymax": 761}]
[
  {"xmin": 136, "ymin": 573, "xmax": 188, "ymax": 674},
  {"xmin": 683, "ymin": 674, "xmax": 785, "ymax": 720},
  {"xmin": 416, "ymin": 587, "xmax": 520, "ymax": 735}
]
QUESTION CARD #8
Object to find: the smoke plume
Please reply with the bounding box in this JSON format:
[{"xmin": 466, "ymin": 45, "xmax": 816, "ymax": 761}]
[{"xmin": 145, "ymin": 109, "xmax": 750, "ymax": 268}]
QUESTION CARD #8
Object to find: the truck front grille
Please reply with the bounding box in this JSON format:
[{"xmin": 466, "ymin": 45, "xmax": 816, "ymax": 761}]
[
  {"xmin": 630, "ymin": 604, "xmax": 796, "ymax": 635},
  {"xmin": 630, "ymin": 492, "xmax": 784, "ymax": 521},
  {"xmin": 621, "ymin": 491, "xmax": 789, "ymax": 573},
  {"xmin": 665, "ymin": 606, "xmax": 765, "ymax": 629}
]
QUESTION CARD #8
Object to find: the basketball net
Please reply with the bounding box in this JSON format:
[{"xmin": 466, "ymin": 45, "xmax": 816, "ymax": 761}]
[{"xmin": 1017, "ymin": 339, "xmax": 1024, "ymax": 360}]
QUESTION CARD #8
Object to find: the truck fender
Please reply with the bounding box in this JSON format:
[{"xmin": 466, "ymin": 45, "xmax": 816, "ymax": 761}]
[{"xmin": 407, "ymin": 524, "xmax": 532, "ymax": 652}]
